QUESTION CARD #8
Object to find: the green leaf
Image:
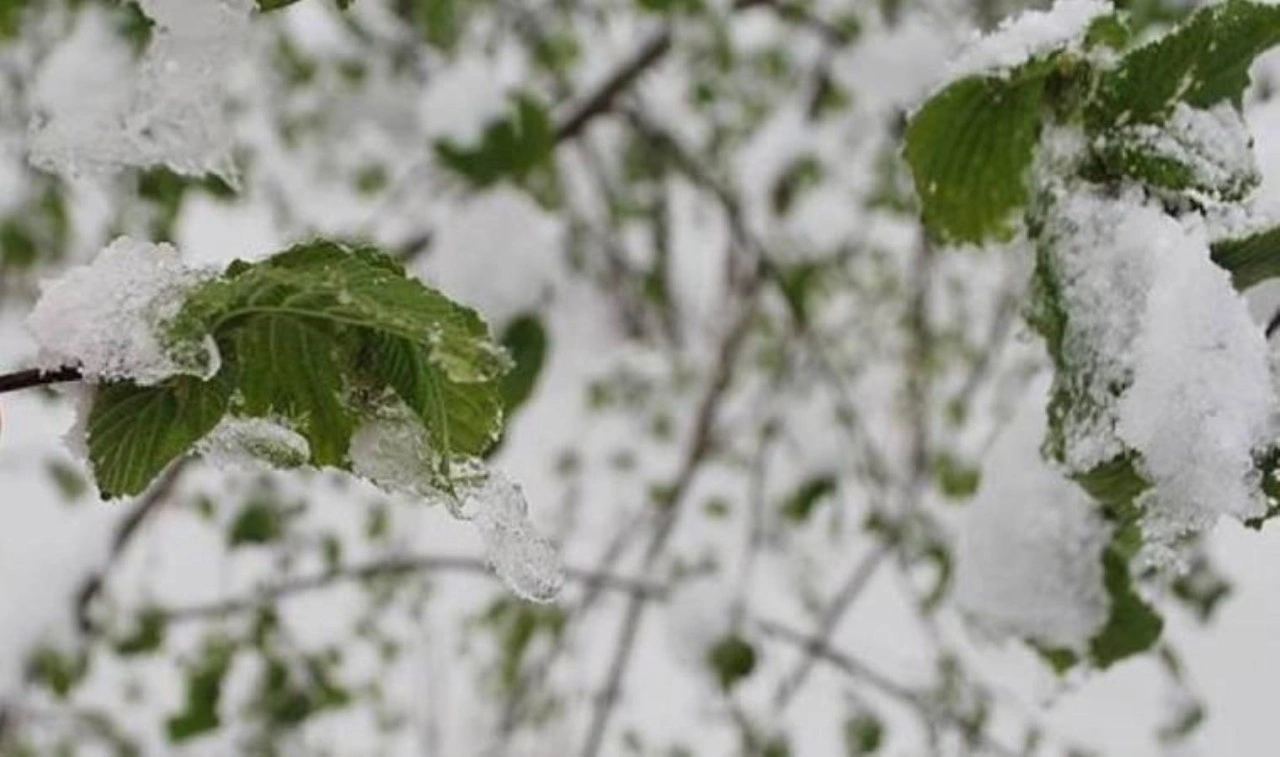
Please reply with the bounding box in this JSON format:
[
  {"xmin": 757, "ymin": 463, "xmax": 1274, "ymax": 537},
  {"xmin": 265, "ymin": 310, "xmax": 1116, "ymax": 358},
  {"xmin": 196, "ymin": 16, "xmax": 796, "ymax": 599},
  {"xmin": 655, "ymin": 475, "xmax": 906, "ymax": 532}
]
[
  {"xmin": 167, "ymin": 639, "xmax": 235, "ymax": 742},
  {"xmin": 435, "ymin": 94, "xmax": 555, "ymax": 188},
  {"xmin": 115, "ymin": 609, "xmax": 167, "ymax": 656},
  {"xmin": 1087, "ymin": 0, "xmax": 1280, "ymax": 128},
  {"xmin": 228, "ymin": 499, "xmax": 287, "ymax": 547},
  {"xmin": 367, "ymin": 333, "xmax": 503, "ymax": 458},
  {"xmin": 707, "ymin": 634, "xmax": 757, "ymax": 691},
  {"xmin": 235, "ymin": 315, "xmax": 353, "ymax": 466},
  {"xmin": 905, "ymin": 65, "xmax": 1052, "ymax": 245},
  {"xmin": 1089, "ymin": 548, "xmax": 1164, "ymax": 668},
  {"xmin": 498, "ymin": 313, "xmax": 548, "ymax": 416},
  {"xmin": 1211, "ymin": 225, "xmax": 1280, "ymax": 290},
  {"xmin": 844, "ymin": 713, "xmax": 884, "ymax": 755},
  {"xmin": 780, "ymin": 475, "xmax": 837, "ymax": 523},
  {"xmin": 88, "ymin": 373, "xmax": 233, "ymax": 498}
]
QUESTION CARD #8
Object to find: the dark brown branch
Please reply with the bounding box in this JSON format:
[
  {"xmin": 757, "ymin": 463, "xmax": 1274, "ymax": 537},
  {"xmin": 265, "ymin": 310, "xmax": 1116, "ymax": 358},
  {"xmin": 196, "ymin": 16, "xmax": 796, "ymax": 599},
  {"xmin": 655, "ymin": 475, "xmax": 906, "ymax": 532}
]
[
  {"xmin": 0, "ymin": 366, "xmax": 82, "ymax": 394},
  {"xmin": 554, "ymin": 28, "xmax": 673, "ymax": 144}
]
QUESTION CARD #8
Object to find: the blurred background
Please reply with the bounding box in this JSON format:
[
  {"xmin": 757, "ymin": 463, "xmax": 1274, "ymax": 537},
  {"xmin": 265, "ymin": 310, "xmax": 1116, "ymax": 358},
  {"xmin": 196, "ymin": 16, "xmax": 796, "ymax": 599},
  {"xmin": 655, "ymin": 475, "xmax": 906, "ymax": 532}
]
[{"xmin": 2, "ymin": 0, "xmax": 1280, "ymax": 755}]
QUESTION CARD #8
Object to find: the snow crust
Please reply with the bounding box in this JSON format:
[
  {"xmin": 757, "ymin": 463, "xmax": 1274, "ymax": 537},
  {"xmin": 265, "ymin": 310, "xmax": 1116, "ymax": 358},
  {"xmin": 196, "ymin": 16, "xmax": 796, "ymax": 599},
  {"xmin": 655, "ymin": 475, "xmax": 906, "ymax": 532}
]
[
  {"xmin": 947, "ymin": 0, "xmax": 1108, "ymax": 80},
  {"xmin": 26, "ymin": 236, "xmax": 215, "ymax": 384},
  {"xmin": 955, "ymin": 382, "xmax": 1112, "ymax": 652},
  {"xmin": 28, "ymin": 0, "xmax": 251, "ymax": 178}
]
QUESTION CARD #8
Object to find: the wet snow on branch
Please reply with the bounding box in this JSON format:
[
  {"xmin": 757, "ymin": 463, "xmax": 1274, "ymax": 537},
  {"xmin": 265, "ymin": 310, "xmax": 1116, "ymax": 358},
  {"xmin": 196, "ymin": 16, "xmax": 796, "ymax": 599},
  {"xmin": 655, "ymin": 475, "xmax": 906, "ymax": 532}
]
[
  {"xmin": 26, "ymin": 236, "xmax": 216, "ymax": 384},
  {"xmin": 28, "ymin": 0, "xmax": 252, "ymax": 179}
]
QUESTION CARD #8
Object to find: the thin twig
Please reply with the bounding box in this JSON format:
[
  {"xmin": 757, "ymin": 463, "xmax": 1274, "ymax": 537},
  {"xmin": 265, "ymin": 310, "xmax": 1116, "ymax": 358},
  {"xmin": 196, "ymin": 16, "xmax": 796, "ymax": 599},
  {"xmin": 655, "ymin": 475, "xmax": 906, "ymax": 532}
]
[
  {"xmin": 75, "ymin": 458, "xmax": 191, "ymax": 634},
  {"xmin": 577, "ymin": 302, "xmax": 757, "ymax": 757},
  {"xmin": 0, "ymin": 366, "xmax": 82, "ymax": 395},
  {"xmin": 554, "ymin": 28, "xmax": 673, "ymax": 144},
  {"xmin": 159, "ymin": 556, "xmax": 663, "ymax": 623},
  {"xmin": 772, "ymin": 544, "xmax": 892, "ymax": 709}
]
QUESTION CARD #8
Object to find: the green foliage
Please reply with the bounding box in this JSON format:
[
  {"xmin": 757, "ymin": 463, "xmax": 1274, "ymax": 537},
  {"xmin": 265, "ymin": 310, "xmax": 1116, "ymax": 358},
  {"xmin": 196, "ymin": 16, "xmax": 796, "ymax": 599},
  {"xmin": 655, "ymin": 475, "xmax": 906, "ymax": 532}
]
[
  {"xmin": 1210, "ymin": 226, "xmax": 1280, "ymax": 290},
  {"xmin": 26, "ymin": 646, "xmax": 89, "ymax": 699},
  {"xmin": 114, "ymin": 609, "xmax": 167, "ymax": 656},
  {"xmin": 435, "ymin": 95, "xmax": 557, "ymax": 193},
  {"xmin": 780, "ymin": 475, "xmax": 836, "ymax": 523},
  {"xmin": 88, "ymin": 241, "xmax": 509, "ymax": 498},
  {"xmin": 167, "ymin": 639, "xmax": 235, "ymax": 742},
  {"xmin": 904, "ymin": 62, "xmax": 1055, "ymax": 244},
  {"xmin": 1087, "ymin": 0, "xmax": 1280, "ymax": 128},
  {"xmin": 88, "ymin": 372, "xmax": 234, "ymax": 499},
  {"xmin": 1089, "ymin": 548, "xmax": 1164, "ymax": 668},
  {"xmin": 707, "ymin": 634, "xmax": 757, "ymax": 691},
  {"xmin": 499, "ymin": 313, "xmax": 549, "ymax": 415},
  {"xmin": 843, "ymin": 713, "xmax": 884, "ymax": 755},
  {"xmin": 228, "ymin": 498, "xmax": 288, "ymax": 546}
]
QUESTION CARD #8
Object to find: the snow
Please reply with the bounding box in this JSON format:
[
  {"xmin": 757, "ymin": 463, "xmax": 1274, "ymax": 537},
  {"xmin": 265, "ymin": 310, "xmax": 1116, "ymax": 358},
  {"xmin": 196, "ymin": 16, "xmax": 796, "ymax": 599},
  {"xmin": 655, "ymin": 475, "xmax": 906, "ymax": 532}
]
[
  {"xmin": 350, "ymin": 411, "xmax": 564, "ymax": 602},
  {"xmin": 955, "ymin": 380, "xmax": 1113, "ymax": 652},
  {"xmin": 28, "ymin": 0, "xmax": 251, "ymax": 179},
  {"xmin": 453, "ymin": 470, "xmax": 565, "ymax": 603},
  {"xmin": 1101, "ymin": 102, "xmax": 1259, "ymax": 200},
  {"xmin": 26, "ymin": 236, "xmax": 217, "ymax": 385},
  {"xmin": 1118, "ymin": 215, "xmax": 1275, "ymax": 552},
  {"xmin": 1038, "ymin": 185, "xmax": 1277, "ymax": 554},
  {"xmin": 349, "ymin": 409, "xmax": 442, "ymax": 499},
  {"xmin": 197, "ymin": 416, "xmax": 312, "ymax": 470},
  {"xmin": 947, "ymin": 0, "xmax": 1109, "ymax": 80}
]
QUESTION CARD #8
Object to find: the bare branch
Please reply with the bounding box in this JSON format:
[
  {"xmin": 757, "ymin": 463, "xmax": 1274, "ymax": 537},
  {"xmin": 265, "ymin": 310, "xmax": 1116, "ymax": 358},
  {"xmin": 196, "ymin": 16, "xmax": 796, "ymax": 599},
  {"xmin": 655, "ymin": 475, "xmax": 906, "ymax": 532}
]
[
  {"xmin": 0, "ymin": 366, "xmax": 82, "ymax": 395},
  {"xmin": 159, "ymin": 556, "xmax": 664, "ymax": 623}
]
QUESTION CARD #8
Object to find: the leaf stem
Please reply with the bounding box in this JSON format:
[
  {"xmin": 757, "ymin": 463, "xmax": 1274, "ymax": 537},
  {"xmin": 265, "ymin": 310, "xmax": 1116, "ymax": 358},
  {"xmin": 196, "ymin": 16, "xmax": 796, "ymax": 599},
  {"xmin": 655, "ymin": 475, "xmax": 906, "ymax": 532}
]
[{"xmin": 0, "ymin": 366, "xmax": 83, "ymax": 395}]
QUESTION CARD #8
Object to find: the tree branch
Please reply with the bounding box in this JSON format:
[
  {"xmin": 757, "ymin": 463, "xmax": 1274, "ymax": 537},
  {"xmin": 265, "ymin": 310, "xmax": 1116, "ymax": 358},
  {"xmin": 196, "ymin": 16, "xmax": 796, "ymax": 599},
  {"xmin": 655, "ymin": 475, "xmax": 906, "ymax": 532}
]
[
  {"xmin": 159, "ymin": 556, "xmax": 664, "ymax": 623},
  {"xmin": 554, "ymin": 28, "xmax": 673, "ymax": 144},
  {"xmin": 0, "ymin": 366, "xmax": 82, "ymax": 395}
]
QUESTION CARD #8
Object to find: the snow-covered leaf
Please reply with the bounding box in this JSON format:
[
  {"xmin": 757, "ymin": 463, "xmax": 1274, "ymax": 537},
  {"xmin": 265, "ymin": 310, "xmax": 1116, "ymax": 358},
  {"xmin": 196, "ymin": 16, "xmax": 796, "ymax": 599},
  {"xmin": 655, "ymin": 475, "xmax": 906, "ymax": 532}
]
[
  {"xmin": 1087, "ymin": 0, "xmax": 1280, "ymax": 129},
  {"xmin": 1210, "ymin": 225, "xmax": 1280, "ymax": 289}
]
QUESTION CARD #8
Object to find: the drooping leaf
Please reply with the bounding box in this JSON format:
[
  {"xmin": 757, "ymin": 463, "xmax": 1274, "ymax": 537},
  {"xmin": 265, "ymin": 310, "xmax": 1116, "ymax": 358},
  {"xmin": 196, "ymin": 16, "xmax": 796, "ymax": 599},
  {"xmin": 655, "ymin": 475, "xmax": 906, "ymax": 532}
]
[
  {"xmin": 1210, "ymin": 225, "xmax": 1280, "ymax": 290},
  {"xmin": 780, "ymin": 475, "xmax": 837, "ymax": 523},
  {"xmin": 1087, "ymin": 0, "xmax": 1280, "ymax": 128},
  {"xmin": 1089, "ymin": 547, "xmax": 1164, "ymax": 668},
  {"xmin": 905, "ymin": 63, "xmax": 1055, "ymax": 245},
  {"xmin": 88, "ymin": 372, "xmax": 234, "ymax": 498},
  {"xmin": 498, "ymin": 313, "xmax": 549, "ymax": 416}
]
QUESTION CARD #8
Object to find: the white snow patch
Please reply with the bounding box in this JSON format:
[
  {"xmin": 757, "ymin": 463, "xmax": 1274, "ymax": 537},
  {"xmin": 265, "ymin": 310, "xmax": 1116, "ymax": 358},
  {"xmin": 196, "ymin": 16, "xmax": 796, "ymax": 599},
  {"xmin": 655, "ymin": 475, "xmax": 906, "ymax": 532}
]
[
  {"xmin": 26, "ymin": 236, "xmax": 215, "ymax": 384},
  {"xmin": 198, "ymin": 416, "xmax": 311, "ymax": 470},
  {"xmin": 955, "ymin": 381, "xmax": 1112, "ymax": 652},
  {"xmin": 947, "ymin": 0, "xmax": 1108, "ymax": 80},
  {"xmin": 453, "ymin": 470, "xmax": 565, "ymax": 603},
  {"xmin": 349, "ymin": 410, "xmax": 441, "ymax": 499},
  {"xmin": 28, "ymin": 0, "xmax": 252, "ymax": 179},
  {"xmin": 1101, "ymin": 102, "xmax": 1258, "ymax": 198},
  {"xmin": 1118, "ymin": 215, "xmax": 1275, "ymax": 552}
]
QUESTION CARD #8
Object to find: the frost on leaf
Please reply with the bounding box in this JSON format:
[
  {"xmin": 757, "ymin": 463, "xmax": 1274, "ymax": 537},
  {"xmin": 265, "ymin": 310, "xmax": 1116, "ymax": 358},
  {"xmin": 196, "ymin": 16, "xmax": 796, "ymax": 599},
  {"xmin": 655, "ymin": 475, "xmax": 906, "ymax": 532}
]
[
  {"xmin": 28, "ymin": 0, "xmax": 251, "ymax": 179},
  {"xmin": 27, "ymin": 237, "xmax": 216, "ymax": 385},
  {"xmin": 955, "ymin": 385, "xmax": 1111, "ymax": 652},
  {"xmin": 197, "ymin": 416, "xmax": 311, "ymax": 470}
]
